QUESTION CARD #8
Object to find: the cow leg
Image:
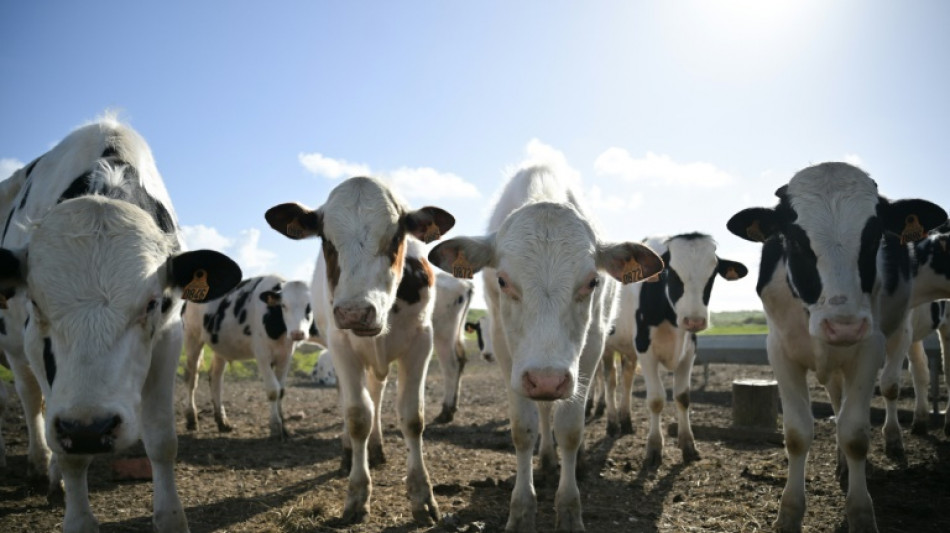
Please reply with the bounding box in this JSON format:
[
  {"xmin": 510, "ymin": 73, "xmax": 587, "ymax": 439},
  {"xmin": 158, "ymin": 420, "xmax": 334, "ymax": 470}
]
[
  {"xmin": 940, "ymin": 324, "xmax": 950, "ymax": 436},
  {"xmin": 0, "ymin": 378, "xmax": 7, "ymax": 468},
  {"xmin": 673, "ymin": 342, "xmax": 699, "ymax": 463},
  {"xmin": 602, "ymin": 350, "xmax": 621, "ymax": 435},
  {"xmin": 770, "ymin": 344, "xmax": 813, "ymax": 533},
  {"xmin": 837, "ymin": 342, "xmax": 881, "ymax": 533},
  {"xmin": 396, "ymin": 333, "xmax": 440, "ymax": 524},
  {"xmin": 906, "ymin": 340, "xmax": 930, "ymax": 435},
  {"xmin": 366, "ymin": 373, "xmax": 387, "ymax": 468},
  {"xmin": 506, "ymin": 391, "xmax": 539, "ymax": 533},
  {"xmin": 257, "ymin": 347, "xmax": 291, "ymax": 439},
  {"xmin": 433, "ymin": 334, "xmax": 461, "ymax": 424},
  {"xmin": 880, "ymin": 325, "xmax": 910, "ymax": 458},
  {"xmin": 208, "ymin": 353, "xmax": 232, "ymax": 432},
  {"xmin": 538, "ymin": 402, "xmax": 558, "ymax": 476},
  {"xmin": 334, "ymin": 351, "xmax": 373, "ymax": 523},
  {"xmin": 639, "ymin": 351, "xmax": 665, "ymax": 468},
  {"xmin": 825, "ymin": 373, "xmax": 848, "ymax": 482},
  {"xmin": 6, "ymin": 352, "xmax": 53, "ymax": 484},
  {"xmin": 182, "ymin": 336, "xmax": 204, "ymax": 431},
  {"xmin": 59, "ymin": 454, "xmax": 97, "ymax": 533},
  {"xmin": 552, "ymin": 400, "xmax": 586, "ymax": 533},
  {"xmin": 619, "ymin": 352, "xmax": 637, "ymax": 435},
  {"xmin": 142, "ymin": 328, "xmax": 190, "ymax": 533}
]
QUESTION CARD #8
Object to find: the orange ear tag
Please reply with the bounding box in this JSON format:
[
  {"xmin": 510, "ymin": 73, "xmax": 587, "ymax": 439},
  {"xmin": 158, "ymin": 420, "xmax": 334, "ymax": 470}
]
[
  {"xmin": 746, "ymin": 221, "xmax": 766, "ymax": 242},
  {"xmin": 452, "ymin": 251, "xmax": 474, "ymax": 279},
  {"xmin": 423, "ymin": 222, "xmax": 442, "ymax": 244},
  {"xmin": 182, "ymin": 269, "xmax": 210, "ymax": 302},
  {"xmin": 900, "ymin": 214, "xmax": 925, "ymax": 245},
  {"xmin": 286, "ymin": 219, "xmax": 306, "ymax": 239},
  {"xmin": 621, "ymin": 257, "xmax": 645, "ymax": 284}
]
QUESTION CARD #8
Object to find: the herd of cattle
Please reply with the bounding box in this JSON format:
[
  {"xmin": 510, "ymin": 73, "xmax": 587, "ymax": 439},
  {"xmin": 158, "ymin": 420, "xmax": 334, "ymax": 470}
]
[{"xmin": 0, "ymin": 117, "xmax": 949, "ymax": 533}]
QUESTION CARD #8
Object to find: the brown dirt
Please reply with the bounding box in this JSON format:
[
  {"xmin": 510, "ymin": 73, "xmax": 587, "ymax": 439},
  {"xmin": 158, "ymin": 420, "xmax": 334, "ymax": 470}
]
[{"xmin": 2, "ymin": 353, "xmax": 950, "ymax": 533}]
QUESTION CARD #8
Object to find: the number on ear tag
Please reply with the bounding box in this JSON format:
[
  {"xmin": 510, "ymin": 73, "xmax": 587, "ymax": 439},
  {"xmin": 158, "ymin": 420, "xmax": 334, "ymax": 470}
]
[
  {"xmin": 452, "ymin": 251, "xmax": 474, "ymax": 279},
  {"xmin": 182, "ymin": 269, "xmax": 210, "ymax": 302},
  {"xmin": 900, "ymin": 215, "xmax": 925, "ymax": 245},
  {"xmin": 621, "ymin": 258, "xmax": 645, "ymax": 284}
]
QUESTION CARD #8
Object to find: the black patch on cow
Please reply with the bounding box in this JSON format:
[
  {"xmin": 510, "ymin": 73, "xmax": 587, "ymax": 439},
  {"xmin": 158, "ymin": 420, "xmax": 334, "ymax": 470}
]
[
  {"xmin": 858, "ymin": 216, "xmax": 884, "ymax": 294},
  {"xmin": 673, "ymin": 232, "xmax": 708, "ymax": 241},
  {"xmin": 232, "ymin": 278, "xmax": 262, "ymax": 321},
  {"xmin": 880, "ymin": 232, "xmax": 910, "ymax": 295},
  {"xmin": 783, "ymin": 223, "xmax": 822, "ymax": 305},
  {"xmin": 396, "ymin": 257, "xmax": 433, "ymax": 305},
  {"xmin": 701, "ymin": 273, "xmax": 716, "ymax": 306},
  {"xmin": 161, "ymin": 296, "xmax": 172, "ymax": 314},
  {"xmin": 0, "ymin": 317, "xmax": 5, "ymax": 336},
  {"xmin": 2, "ymin": 209, "xmax": 16, "ymax": 245},
  {"xmin": 308, "ymin": 321, "xmax": 319, "ymax": 338},
  {"xmin": 43, "ymin": 337, "xmax": 55, "ymax": 386},
  {"xmin": 18, "ymin": 181, "xmax": 32, "ymax": 210},
  {"xmin": 635, "ymin": 275, "xmax": 678, "ymax": 353},
  {"xmin": 262, "ymin": 304, "xmax": 287, "ymax": 340},
  {"xmin": 243, "ymin": 325, "xmax": 252, "ymax": 336},
  {"xmin": 23, "ymin": 156, "xmax": 41, "ymax": 178},
  {"xmin": 916, "ymin": 233, "xmax": 950, "ymax": 281},
  {"xmin": 101, "ymin": 144, "xmax": 119, "ymax": 159},
  {"xmin": 305, "ymin": 303, "xmax": 312, "ymax": 319},
  {"xmin": 203, "ymin": 297, "xmax": 232, "ymax": 344},
  {"xmin": 58, "ymin": 171, "xmax": 95, "ymax": 203},
  {"xmin": 930, "ymin": 301, "xmax": 945, "ymax": 331}
]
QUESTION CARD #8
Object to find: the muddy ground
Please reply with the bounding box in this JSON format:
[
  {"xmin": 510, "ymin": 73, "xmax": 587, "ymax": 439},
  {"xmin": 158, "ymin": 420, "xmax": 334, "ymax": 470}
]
[{"xmin": 2, "ymin": 349, "xmax": 950, "ymax": 533}]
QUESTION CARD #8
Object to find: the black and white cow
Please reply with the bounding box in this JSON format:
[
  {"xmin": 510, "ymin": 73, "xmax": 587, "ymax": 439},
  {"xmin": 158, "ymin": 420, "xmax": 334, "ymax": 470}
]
[
  {"xmin": 182, "ymin": 274, "xmax": 313, "ymax": 438},
  {"xmin": 610, "ymin": 234, "xmax": 747, "ymax": 466},
  {"xmin": 727, "ymin": 162, "xmax": 946, "ymax": 533},
  {"xmin": 265, "ymin": 176, "xmax": 454, "ymax": 525},
  {"xmin": 429, "ymin": 165, "xmax": 664, "ymax": 532},
  {"xmin": 465, "ymin": 313, "xmax": 495, "ymax": 362},
  {"xmin": 431, "ymin": 271, "xmax": 476, "ymax": 424},
  {"xmin": 0, "ymin": 118, "xmax": 242, "ymax": 532},
  {"xmin": 904, "ymin": 300, "xmax": 950, "ymax": 435}
]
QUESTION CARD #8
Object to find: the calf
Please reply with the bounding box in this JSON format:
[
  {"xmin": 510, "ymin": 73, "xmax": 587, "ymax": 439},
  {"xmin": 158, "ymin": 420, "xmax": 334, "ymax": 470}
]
[
  {"xmin": 727, "ymin": 162, "xmax": 946, "ymax": 532},
  {"xmin": 182, "ymin": 275, "xmax": 313, "ymax": 438},
  {"xmin": 0, "ymin": 118, "xmax": 241, "ymax": 532},
  {"xmin": 310, "ymin": 351, "xmax": 337, "ymax": 387},
  {"xmin": 265, "ymin": 176, "xmax": 454, "ymax": 525},
  {"xmin": 465, "ymin": 313, "xmax": 495, "ymax": 362},
  {"xmin": 431, "ymin": 271, "xmax": 476, "ymax": 423},
  {"xmin": 429, "ymin": 165, "xmax": 663, "ymax": 532},
  {"xmin": 904, "ymin": 299, "xmax": 950, "ymax": 435}
]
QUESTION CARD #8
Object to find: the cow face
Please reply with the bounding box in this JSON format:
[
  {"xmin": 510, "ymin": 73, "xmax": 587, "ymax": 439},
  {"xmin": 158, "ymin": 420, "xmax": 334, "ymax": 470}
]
[
  {"xmin": 660, "ymin": 234, "xmax": 748, "ymax": 332},
  {"xmin": 266, "ymin": 177, "xmax": 454, "ymax": 336},
  {"xmin": 728, "ymin": 162, "xmax": 946, "ymax": 346},
  {"xmin": 430, "ymin": 201, "xmax": 663, "ymax": 400},
  {"xmin": 260, "ymin": 280, "xmax": 313, "ymax": 341},
  {"xmin": 465, "ymin": 314, "xmax": 495, "ymax": 362},
  {"xmin": 0, "ymin": 197, "xmax": 241, "ymax": 455}
]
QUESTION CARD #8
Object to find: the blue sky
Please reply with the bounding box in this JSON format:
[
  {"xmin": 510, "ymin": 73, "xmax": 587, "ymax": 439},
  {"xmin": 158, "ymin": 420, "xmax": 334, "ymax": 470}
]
[{"xmin": 2, "ymin": 1, "xmax": 949, "ymax": 311}]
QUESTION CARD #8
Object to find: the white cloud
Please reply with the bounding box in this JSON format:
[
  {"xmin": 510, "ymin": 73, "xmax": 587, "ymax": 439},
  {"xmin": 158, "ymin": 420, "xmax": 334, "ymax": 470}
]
[
  {"xmin": 298, "ymin": 152, "xmax": 371, "ymax": 180},
  {"xmin": 235, "ymin": 228, "xmax": 276, "ymax": 276},
  {"xmin": 518, "ymin": 138, "xmax": 583, "ymax": 189},
  {"xmin": 181, "ymin": 224, "xmax": 233, "ymax": 251},
  {"xmin": 585, "ymin": 184, "xmax": 644, "ymax": 212},
  {"xmin": 594, "ymin": 148, "xmax": 735, "ymax": 188},
  {"xmin": 843, "ymin": 153, "xmax": 864, "ymax": 167},
  {"xmin": 298, "ymin": 151, "xmax": 480, "ymax": 200},
  {"xmin": 1, "ymin": 158, "xmax": 24, "ymax": 179}
]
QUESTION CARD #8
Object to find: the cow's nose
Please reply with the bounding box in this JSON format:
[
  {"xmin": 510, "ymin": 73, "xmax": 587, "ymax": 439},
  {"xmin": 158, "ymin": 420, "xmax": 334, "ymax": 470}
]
[
  {"xmin": 290, "ymin": 330, "xmax": 306, "ymax": 341},
  {"xmin": 522, "ymin": 369, "xmax": 573, "ymax": 400},
  {"xmin": 55, "ymin": 414, "xmax": 121, "ymax": 454},
  {"xmin": 333, "ymin": 304, "xmax": 378, "ymax": 335},
  {"xmin": 682, "ymin": 317, "xmax": 707, "ymax": 332}
]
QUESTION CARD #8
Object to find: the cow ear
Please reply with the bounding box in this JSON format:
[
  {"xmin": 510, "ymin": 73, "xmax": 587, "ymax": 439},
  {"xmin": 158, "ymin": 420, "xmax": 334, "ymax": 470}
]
[
  {"xmin": 727, "ymin": 207, "xmax": 780, "ymax": 243},
  {"xmin": 464, "ymin": 322, "xmax": 477, "ymax": 333},
  {"xmin": 405, "ymin": 207, "xmax": 456, "ymax": 244},
  {"xmin": 428, "ymin": 235, "xmax": 494, "ymax": 279},
  {"xmin": 259, "ymin": 291, "xmax": 282, "ymax": 307},
  {"xmin": 717, "ymin": 258, "xmax": 749, "ymax": 281},
  {"xmin": 265, "ymin": 203, "xmax": 322, "ymax": 240},
  {"xmin": 165, "ymin": 250, "xmax": 243, "ymax": 302},
  {"xmin": 880, "ymin": 198, "xmax": 948, "ymax": 244},
  {"xmin": 597, "ymin": 242, "xmax": 664, "ymax": 284}
]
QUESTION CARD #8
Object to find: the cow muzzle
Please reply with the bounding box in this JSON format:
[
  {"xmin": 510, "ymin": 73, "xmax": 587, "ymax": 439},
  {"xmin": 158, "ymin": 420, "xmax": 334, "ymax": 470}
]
[
  {"xmin": 333, "ymin": 303, "xmax": 381, "ymax": 336},
  {"xmin": 820, "ymin": 317, "xmax": 870, "ymax": 346},
  {"xmin": 681, "ymin": 316, "xmax": 708, "ymax": 333},
  {"xmin": 54, "ymin": 414, "xmax": 122, "ymax": 454},
  {"xmin": 290, "ymin": 330, "xmax": 306, "ymax": 341},
  {"xmin": 521, "ymin": 368, "xmax": 574, "ymax": 400}
]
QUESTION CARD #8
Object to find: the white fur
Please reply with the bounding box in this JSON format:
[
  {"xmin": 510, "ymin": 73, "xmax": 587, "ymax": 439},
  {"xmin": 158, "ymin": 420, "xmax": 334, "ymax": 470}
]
[
  {"xmin": 310, "ymin": 352, "xmax": 337, "ymax": 386},
  {"xmin": 431, "ymin": 271, "xmax": 474, "ymax": 423}
]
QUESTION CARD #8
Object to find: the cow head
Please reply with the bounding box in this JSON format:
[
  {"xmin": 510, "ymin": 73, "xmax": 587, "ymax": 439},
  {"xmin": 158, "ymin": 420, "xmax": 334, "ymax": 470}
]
[
  {"xmin": 653, "ymin": 233, "xmax": 748, "ymax": 332},
  {"xmin": 0, "ymin": 197, "xmax": 241, "ymax": 455},
  {"xmin": 727, "ymin": 162, "xmax": 946, "ymax": 346},
  {"xmin": 265, "ymin": 177, "xmax": 454, "ymax": 337},
  {"xmin": 465, "ymin": 314, "xmax": 495, "ymax": 362},
  {"xmin": 260, "ymin": 280, "xmax": 313, "ymax": 341},
  {"xmin": 429, "ymin": 201, "xmax": 664, "ymax": 400}
]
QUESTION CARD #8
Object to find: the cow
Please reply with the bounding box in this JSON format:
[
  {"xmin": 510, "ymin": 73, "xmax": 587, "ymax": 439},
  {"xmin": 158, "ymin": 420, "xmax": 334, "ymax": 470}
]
[
  {"xmin": 428, "ymin": 165, "xmax": 664, "ymax": 532},
  {"xmin": 465, "ymin": 313, "xmax": 495, "ymax": 362},
  {"xmin": 606, "ymin": 234, "xmax": 747, "ymax": 465},
  {"xmin": 904, "ymin": 300, "xmax": 950, "ymax": 435},
  {"xmin": 431, "ymin": 271, "xmax": 476, "ymax": 423},
  {"xmin": 310, "ymin": 351, "xmax": 337, "ymax": 387},
  {"xmin": 0, "ymin": 117, "xmax": 242, "ymax": 533},
  {"xmin": 265, "ymin": 176, "xmax": 454, "ymax": 525},
  {"xmin": 727, "ymin": 162, "xmax": 946, "ymax": 532},
  {"xmin": 182, "ymin": 275, "xmax": 313, "ymax": 439}
]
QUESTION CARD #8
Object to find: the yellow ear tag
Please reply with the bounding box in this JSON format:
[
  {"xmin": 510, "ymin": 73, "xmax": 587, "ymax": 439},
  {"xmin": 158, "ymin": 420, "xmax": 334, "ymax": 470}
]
[
  {"xmin": 900, "ymin": 214, "xmax": 925, "ymax": 245},
  {"xmin": 746, "ymin": 220, "xmax": 766, "ymax": 242},
  {"xmin": 182, "ymin": 269, "xmax": 210, "ymax": 302},
  {"xmin": 286, "ymin": 219, "xmax": 306, "ymax": 239},
  {"xmin": 621, "ymin": 257, "xmax": 645, "ymax": 284},
  {"xmin": 452, "ymin": 251, "xmax": 474, "ymax": 279},
  {"xmin": 423, "ymin": 222, "xmax": 442, "ymax": 244}
]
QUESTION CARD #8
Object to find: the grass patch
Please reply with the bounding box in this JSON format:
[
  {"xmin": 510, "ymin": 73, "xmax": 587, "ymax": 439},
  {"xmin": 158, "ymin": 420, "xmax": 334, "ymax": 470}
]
[{"xmin": 176, "ymin": 344, "xmax": 327, "ymax": 382}]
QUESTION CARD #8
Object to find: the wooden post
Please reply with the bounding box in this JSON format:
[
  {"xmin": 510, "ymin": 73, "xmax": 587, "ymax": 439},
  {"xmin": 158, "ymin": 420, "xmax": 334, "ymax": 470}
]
[{"xmin": 732, "ymin": 378, "xmax": 779, "ymax": 431}]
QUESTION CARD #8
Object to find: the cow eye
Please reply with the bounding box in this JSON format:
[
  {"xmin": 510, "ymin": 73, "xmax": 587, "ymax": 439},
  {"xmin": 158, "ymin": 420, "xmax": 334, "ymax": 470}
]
[
  {"xmin": 588, "ymin": 277, "xmax": 600, "ymax": 290},
  {"xmin": 498, "ymin": 277, "xmax": 507, "ymax": 288},
  {"xmin": 146, "ymin": 299, "xmax": 158, "ymax": 313}
]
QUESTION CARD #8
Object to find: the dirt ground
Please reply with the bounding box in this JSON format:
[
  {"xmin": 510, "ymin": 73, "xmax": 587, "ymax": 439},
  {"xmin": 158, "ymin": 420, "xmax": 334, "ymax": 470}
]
[{"xmin": 2, "ymin": 350, "xmax": 950, "ymax": 533}]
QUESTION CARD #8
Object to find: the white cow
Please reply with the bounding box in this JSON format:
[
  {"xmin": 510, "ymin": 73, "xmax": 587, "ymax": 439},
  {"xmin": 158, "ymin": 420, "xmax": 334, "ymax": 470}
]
[
  {"xmin": 265, "ymin": 176, "xmax": 454, "ymax": 525},
  {"xmin": 465, "ymin": 313, "xmax": 495, "ymax": 362},
  {"xmin": 310, "ymin": 351, "xmax": 337, "ymax": 387},
  {"xmin": 428, "ymin": 165, "xmax": 663, "ymax": 532},
  {"xmin": 431, "ymin": 271, "xmax": 476, "ymax": 424},
  {"xmin": 727, "ymin": 162, "xmax": 946, "ymax": 532},
  {"xmin": 182, "ymin": 275, "xmax": 313, "ymax": 438},
  {"xmin": 609, "ymin": 234, "xmax": 747, "ymax": 466},
  {"xmin": 0, "ymin": 118, "xmax": 242, "ymax": 533}
]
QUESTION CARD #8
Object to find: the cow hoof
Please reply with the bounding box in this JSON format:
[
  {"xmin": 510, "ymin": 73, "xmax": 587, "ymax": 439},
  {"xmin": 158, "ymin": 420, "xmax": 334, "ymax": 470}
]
[
  {"xmin": 340, "ymin": 504, "xmax": 368, "ymax": 525},
  {"xmin": 606, "ymin": 420, "xmax": 620, "ymax": 437},
  {"xmin": 433, "ymin": 407, "xmax": 455, "ymax": 425},
  {"xmin": 911, "ymin": 419, "xmax": 929, "ymax": 436},
  {"xmin": 620, "ymin": 418, "xmax": 634, "ymax": 435},
  {"xmin": 644, "ymin": 448, "xmax": 662, "ymax": 470},
  {"xmin": 369, "ymin": 444, "xmax": 386, "ymax": 468},
  {"xmin": 216, "ymin": 421, "xmax": 233, "ymax": 433},
  {"xmin": 47, "ymin": 482, "xmax": 65, "ymax": 507},
  {"xmin": 411, "ymin": 496, "xmax": 441, "ymax": 525},
  {"xmin": 185, "ymin": 414, "xmax": 198, "ymax": 431},
  {"xmin": 884, "ymin": 439, "xmax": 905, "ymax": 460},
  {"xmin": 594, "ymin": 402, "xmax": 606, "ymax": 418},
  {"xmin": 682, "ymin": 446, "xmax": 700, "ymax": 463}
]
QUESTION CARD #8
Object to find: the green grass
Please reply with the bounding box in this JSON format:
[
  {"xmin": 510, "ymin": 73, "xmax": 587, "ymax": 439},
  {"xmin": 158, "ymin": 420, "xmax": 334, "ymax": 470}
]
[
  {"xmin": 176, "ymin": 345, "xmax": 327, "ymax": 381},
  {"xmin": 702, "ymin": 310, "xmax": 767, "ymax": 335}
]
